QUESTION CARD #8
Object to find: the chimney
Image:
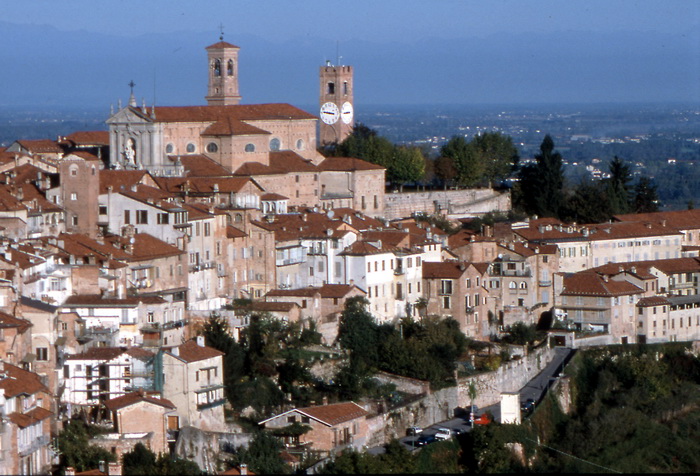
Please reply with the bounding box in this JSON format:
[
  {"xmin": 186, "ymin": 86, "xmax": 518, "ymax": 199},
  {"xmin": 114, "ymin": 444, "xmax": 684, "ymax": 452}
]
[
  {"xmin": 196, "ymin": 335, "xmax": 205, "ymax": 347},
  {"xmin": 240, "ymin": 464, "xmax": 248, "ymax": 476},
  {"xmin": 171, "ymin": 346, "xmax": 179, "ymax": 357}
]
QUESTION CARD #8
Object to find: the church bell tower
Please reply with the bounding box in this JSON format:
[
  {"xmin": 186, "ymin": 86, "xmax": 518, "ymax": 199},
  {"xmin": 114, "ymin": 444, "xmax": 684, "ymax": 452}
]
[
  {"xmin": 319, "ymin": 61, "xmax": 354, "ymax": 146},
  {"xmin": 206, "ymin": 40, "xmax": 241, "ymax": 106}
]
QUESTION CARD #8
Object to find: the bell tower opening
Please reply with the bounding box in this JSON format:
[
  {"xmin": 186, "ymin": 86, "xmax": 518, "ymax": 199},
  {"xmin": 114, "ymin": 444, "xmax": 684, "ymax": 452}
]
[{"xmin": 206, "ymin": 39, "xmax": 241, "ymax": 106}]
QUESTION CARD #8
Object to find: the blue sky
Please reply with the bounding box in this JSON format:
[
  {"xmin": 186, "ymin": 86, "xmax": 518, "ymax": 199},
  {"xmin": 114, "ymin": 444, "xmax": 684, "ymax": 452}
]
[{"xmin": 1, "ymin": 1, "xmax": 699, "ymax": 107}]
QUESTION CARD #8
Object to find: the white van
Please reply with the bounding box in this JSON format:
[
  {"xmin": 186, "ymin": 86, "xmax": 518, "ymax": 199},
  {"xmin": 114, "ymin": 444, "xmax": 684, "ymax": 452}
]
[{"xmin": 435, "ymin": 427, "xmax": 451, "ymax": 440}]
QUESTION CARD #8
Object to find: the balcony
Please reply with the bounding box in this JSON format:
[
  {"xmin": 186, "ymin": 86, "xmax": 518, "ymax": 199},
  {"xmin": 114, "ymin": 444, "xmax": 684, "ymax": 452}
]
[
  {"xmin": 394, "ymin": 268, "xmax": 405, "ymax": 276},
  {"xmin": 197, "ymin": 398, "xmax": 227, "ymax": 411},
  {"xmin": 539, "ymin": 279, "xmax": 552, "ymax": 287},
  {"xmin": 19, "ymin": 434, "xmax": 50, "ymax": 457}
]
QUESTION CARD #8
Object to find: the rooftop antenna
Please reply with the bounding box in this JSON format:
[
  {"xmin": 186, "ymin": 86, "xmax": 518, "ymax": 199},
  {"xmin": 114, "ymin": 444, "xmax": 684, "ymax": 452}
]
[
  {"xmin": 219, "ymin": 22, "xmax": 225, "ymax": 41},
  {"xmin": 128, "ymin": 80, "xmax": 137, "ymax": 107},
  {"xmin": 336, "ymin": 41, "xmax": 341, "ymax": 66}
]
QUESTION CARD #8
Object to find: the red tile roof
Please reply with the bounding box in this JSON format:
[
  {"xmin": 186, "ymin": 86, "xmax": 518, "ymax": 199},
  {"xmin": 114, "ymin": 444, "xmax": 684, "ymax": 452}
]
[
  {"xmin": 422, "ymin": 261, "xmax": 468, "ymax": 279},
  {"xmin": 166, "ymin": 154, "xmax": 234, "ymax": 177},
  {"xmin": 168, "ymin": 338, "xmax": 224, "ymax": 363},
  {"xmin": 637, "ymin": 296, "xmax": 671, "ymax": 307},
  {"xmin": 8, "ymin": 406, "xmax": 52, "ymax": 428},
  {"xmin": 104, "ymin": 391, "xmax": 175, "ymax": 411},
  {"xmin": 0, "ymin": 362, "xmax": 49, "ymax": 397},
  {"xmin": 62, "ymin": 130, "xmax": 110, "ymax": 146},
  {"xmin": 297, "ymin": 402, "xmax": 368, "ymax": 426},
  {"xmin": 317, "ymin": 156, "xmax": 385, "ymax": 171},
  {"xmin": 561, "ymin": 272, "xmax": 643, "ymax": 297}
]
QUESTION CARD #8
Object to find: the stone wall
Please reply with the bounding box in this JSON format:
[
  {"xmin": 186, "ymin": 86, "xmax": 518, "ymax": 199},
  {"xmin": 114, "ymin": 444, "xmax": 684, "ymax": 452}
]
[
  {"xmin": 364, "ymin": 343, "xmax": 556, "ymax": 447},
  {"xmin": 175, "ymin": 425, "xmax": 252, "ymax": 474},
  {"xmin": 383, "ymin": 188, "xmax": 511, "ymax": 220}
]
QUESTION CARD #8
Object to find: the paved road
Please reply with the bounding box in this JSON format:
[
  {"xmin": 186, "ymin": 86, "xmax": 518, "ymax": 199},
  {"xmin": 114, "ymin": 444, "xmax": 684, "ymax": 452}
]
[{"xmin": 372, "ymin": 346, "xmax": 575, "ymax": 454}]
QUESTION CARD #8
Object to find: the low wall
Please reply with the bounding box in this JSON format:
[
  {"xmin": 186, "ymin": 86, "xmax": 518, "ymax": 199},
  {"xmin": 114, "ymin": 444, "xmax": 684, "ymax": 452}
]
[
  {"xmin": 383, "ymin": 188, "xmax": 511, "ymax": 220},
  {"xmin": 364, "ymin": 343, "xmax": 556, "ymax": 446}
]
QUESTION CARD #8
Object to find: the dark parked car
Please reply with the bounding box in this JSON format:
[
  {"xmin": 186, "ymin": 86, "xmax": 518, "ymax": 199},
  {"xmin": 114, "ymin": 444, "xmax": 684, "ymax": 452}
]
[
  {"xmin": 406, "ymin": 426, "xmax": 423, "ymax": 436},
  {"xmin": 415, "ymin": 433, "xmax": 437, "ymax": 447},
  {"xmin": 521, "ymin": 398, "xmax": 536, "ymax": 414}
]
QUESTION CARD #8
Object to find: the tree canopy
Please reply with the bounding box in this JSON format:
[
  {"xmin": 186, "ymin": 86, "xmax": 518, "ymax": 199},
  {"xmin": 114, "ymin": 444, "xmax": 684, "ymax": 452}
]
[{"xmin": 517, "ymin": 135, "xmax": 566, "ymax": 218}]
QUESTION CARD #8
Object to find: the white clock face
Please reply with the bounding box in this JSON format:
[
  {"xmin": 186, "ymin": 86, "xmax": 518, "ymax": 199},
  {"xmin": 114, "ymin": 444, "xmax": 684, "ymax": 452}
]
[
  {"xmin": 341, "ymin": 102, "xmax": 354, "ymax": 124},
  {"xmin": 320, "ymin": 102, "xmax": 340, "ymax": 125}
]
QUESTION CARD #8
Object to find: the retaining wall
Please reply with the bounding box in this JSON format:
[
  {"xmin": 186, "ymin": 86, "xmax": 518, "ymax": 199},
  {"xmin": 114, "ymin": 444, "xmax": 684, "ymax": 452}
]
[{"xmin": 383, "ymin": 188, "xmax": 511, "ymax": 220}]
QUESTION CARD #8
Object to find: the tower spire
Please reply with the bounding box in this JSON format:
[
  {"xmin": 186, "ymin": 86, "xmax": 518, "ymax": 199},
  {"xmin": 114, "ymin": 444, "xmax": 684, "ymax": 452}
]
[{"xmin": 128, "ymin": 80, "xmax": 137, "ymax": 107}]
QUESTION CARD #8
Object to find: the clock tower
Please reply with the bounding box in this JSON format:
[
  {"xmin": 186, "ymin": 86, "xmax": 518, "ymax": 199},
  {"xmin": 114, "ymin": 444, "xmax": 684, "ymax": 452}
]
[
  {"xmin": 319, "ymin": 61, "xmax": 354, "ymax": 146},
  {"xmin": 206, "ymin": 40, "xmax": 241, "ymax": 106}
]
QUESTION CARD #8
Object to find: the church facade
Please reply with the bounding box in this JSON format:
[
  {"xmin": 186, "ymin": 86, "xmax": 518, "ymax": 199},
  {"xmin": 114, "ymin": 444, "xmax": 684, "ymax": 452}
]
[{"xmin": 104, "ymin": 39, "xmax": 384, "ymax": 216}]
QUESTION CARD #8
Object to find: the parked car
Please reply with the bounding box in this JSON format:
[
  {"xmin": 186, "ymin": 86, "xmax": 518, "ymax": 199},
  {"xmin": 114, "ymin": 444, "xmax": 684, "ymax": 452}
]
[
  {"xmin": 472, "ymin": 414, "xmax": 492, "ymax": 425},
  {"xmin": 435, "ymin": 427, "xmax": 452, "ymax": 440},
  {"xmin": 415, "ymin": 433, "xmax": 437, "ymax": 447},
  {"xmin": 406, "ymin": 426, "xmax": 423, "ymax": 436},
  {"xmin": 521, "ymin": 398, "xmax": 536, "ymax": 414}
]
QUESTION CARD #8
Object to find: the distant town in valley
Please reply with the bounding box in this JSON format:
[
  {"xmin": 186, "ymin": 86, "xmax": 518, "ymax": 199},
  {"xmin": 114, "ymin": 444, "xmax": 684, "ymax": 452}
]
[{"xmin": 0, "ymin": 36, "xmax": 699, "ymax": 475}]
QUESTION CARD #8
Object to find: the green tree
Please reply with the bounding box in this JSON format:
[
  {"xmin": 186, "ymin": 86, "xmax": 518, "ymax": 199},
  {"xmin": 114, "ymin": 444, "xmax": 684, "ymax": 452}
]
[
  {"xmin": 433, "ymin": 155, "xmax": 458, "ymax": 189},
  {"xmin": 634, "ymin": 176, "xmax": 660, "ymax": 213},
  {"xmin": 239, "ymin": 431, "xmax": 290, "ymax": 474},
  {"xmin": 563, "ymin": 179, "xmax": 612, "ymax": 223},
  {"xmin": 57, "ymin": 418, "xmax": 116, "ymax": 473},
  {"xmin": 389, "ymin": 146, "xmax": 425, "ymax": 191},
  {"xmin": 517, "ymin": 135, "xmax": 565, "ymax": 218},
  {"xmin": 337, "ymin": 296, "xmax": 379, "ymax": 373},
  {"xmin": 606, "ymin": 156, "xmax": 633, "ymax": 214},
  {"xmin": 122, "ymin": 443, "xmax": 201, "ymax": 475},
  {"xmin": 332, "ymin": 123, "xmax": 395, "ymax": 168},
  {"xmin": 469, "ymin": 132, "xmax": 519, "ymax": 186},
  {"xmin": 202, "ymin": 313, "xmax": 246, "ymax": 404},
  {"xmin": 440, "ymin": 135, "xmax": 484, "ymax": 187}
]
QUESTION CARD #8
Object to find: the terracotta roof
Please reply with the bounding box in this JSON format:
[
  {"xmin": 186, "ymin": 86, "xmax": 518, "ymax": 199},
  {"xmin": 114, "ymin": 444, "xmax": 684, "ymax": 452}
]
[
  {"xmin": 317, "ymin": 156, "xmax": 385, "ymax": 171},
  {"xmin": 296, "ymin": 402, "xmax": 368, "ymax": 426},
  {"xmin": 226, "ymin": 225, "xmax": 247, "ymax": 239},
  {"xmin": 62, "ymin": 294, "xmax": 166, "ymax": 307},
  {"xmin": 341, "ymin": 240, "xmax": 397, "ymax": 256},
  {"xmin": 592, "ymin": 257, "xmax": 700, "ymax": 277},
  {"xmin": 318, "ymin": 284, "xmax": 361, "ymax": 298},
  {"xmin": 206, "ymin": 41, "xmax": 240, "ymax": 50},
  {"xmin": 14, "ymin": 139, "xmax": 63, "ymax": 154},
  {"xmin": 266, "ymin": 288, "xmax": 320, "ymax": 298},
  {"xmin": 168, "ymin": 338, "xmax": 224, "ymax": 363},
  {"xmin": 100, "ymin": 170, "xmax": 154, "ymax": 194},
  {"xmin": 63, "ymin": 150, "xmax": 101, "ymax": 162},
  {"xmin": 65, "ymin": 347, "xmax": 127, "ymax": 361},
  {"xmin": 261, "ymin": 192, "xmax": 288, "ymax": 200},
  {"xmin": 614, "ymin": 209, "xmax": 700, "ymax": 231},
  {"xmin": 422, "ymin": 261, "xmax": 468, "ymax": 279},
  {"xmin": 118, "ymin": 184, "xmax": 181, "ymax": 210},
  {"xmin": 125, "ymin": 347, "xmax": 155, "ymax": 360},
  {"xmin": 62, "ymin": 130, "xmax": 110, "ymax": 146},
  {"xmin": 246, "ymin": 301, "xmax": 299, "ymax": 313},
  {"xmin": 220, "ymin": 466, "xmax": 256, "ymax": 476},
  {"xmin": 234, "ymin": 161, "xmax": 285, "ymax": 176},
  {"xmin": 145, "ymin": 104, "xmax": 316, "ymax": 123},
  {"xmin": 637, "ymin": 296, "xmax": 671, "ymax": 307},
  {"xmin": 8, "ymin": 406, "xmax": 53, "ymax": 428},
  {"xmin": 155, "ymin": 175, "xmax": 260, "ymax": 194},
  {"xmin": 130, "ymin": 233, "xmax": 185, "ymax": 261},
  {"xmin": 166, "ymin": 154, "xmax": 234, "ymax": 177},
  {"xmin": 104, "ymin": 391, "xmax": 175, "ymax": 411},
  {"xmin": 269, "ymin": 151, "xmax": 319, "ymax": 173},
  {"xmin": 561, "ymin": 272, "xmax": 643, "ymax": 297},
  {"xmin": 0, "ymin": 310, "xmax": 32, "ymax": 334},
  {"xmin": 0, "ymin": 362, "xmax": 49, "ymax": 397},
  {"xmin": 516, "ymin": 218, "xmax": 682, "ymax": 243}
]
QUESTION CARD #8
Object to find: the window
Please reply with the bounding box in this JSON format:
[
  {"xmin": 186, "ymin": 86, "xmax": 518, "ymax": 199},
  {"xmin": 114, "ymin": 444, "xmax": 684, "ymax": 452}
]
[
  {"xmin": 72, "ymin": 216, "xmax": 79, "ymax": 226},
  {"xmin": 137, "ymin": 210, "xmax": 148, "ymax": 224},
  {"xmin": 440, "ymin": 280, "xmax": 453, "ymax": 295},
  {"xmin": 147, "ymin": 312, "xmax": 155, "ymax": 323},
  {"xmin": 270, "ymin": 138, "xmax": 281, "ymax": 151},
  {"xmin": 70, "ymin": 193, "xmax": 77, "ymax": 201},
  {"xmin": 227, "ymin": 59, "xmax": 234, "ymax": 75},
  {"xmin": 186, "ymin": 143, "xmax": 196, "ymax": 153},
  {"xmin": 443, "ymin": 296, "xmax": 451, "ymax": 309},
  {"xmin": 36, "ymin": 347, "xmax": 48, "ymax": 361},
  {"xmin": 204, "ymin": 222, "xmax": 211, "ymax": 236},
  {"xmin": 296, "ymin": 139, "xmax": 305, "ymax": 150},
  {"xmin": 327, "ymin": 82, "xmax": 335, "ymax": 94},
  {"xmin": 165, "ymin": 143, "xmax": 174, "ymax": 154},
  {"xmin": 99, "ymin": 206, "xmax": 108, "ymax": 215},
  {"xmin": 124, "ymin": 210, "xmax": 131, "ymax": 224},
  {"xmin": 245, "ymin": 143, "xmax": 255, "ymax": 153},
  {"xmin": 157, "ymin": 213, "xmax": 169, "ymax": 224},
  {"xmin": 206, "ymin": 142, "xmax": 218, "ymax": 153}
]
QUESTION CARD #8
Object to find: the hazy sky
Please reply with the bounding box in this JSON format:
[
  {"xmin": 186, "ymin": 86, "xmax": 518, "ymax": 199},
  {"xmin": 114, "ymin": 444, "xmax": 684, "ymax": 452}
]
[
  {"xmin": 5, "ymin": 0, "xmax": 697, "ymax": 40},
  {"xmin": 1, "ymin": 1, "xmax": 699, "ymax": 108}
]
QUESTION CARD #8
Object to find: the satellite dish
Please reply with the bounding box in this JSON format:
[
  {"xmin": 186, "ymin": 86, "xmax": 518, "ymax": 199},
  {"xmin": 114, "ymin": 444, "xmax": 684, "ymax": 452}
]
[{"xmin": 327, "ymin": 210, "xmax": 335, "ymax": 219}]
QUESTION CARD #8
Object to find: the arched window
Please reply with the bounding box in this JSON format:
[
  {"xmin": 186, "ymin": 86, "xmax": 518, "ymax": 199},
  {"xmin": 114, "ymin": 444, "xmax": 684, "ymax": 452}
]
[
  {"xmin": 165, "ymin": 143, "xmax": 174, "ymax": 154},
  {"xmin": 227, "ymin": 59, "xmax": 234, "ymax": 76},
  {"xmin": 186, "ymin": 143, "xmax": 196, "ymax": 153},
  {"xmin": 296, "ymin": 139, "xmax": 305, "ymax": 150},
  {"xmin": 206, "ymin": 142, "xmax": 218, "ymax": 153},
  {"xmin": 509, "ymin": 281, "xmax": 517, "ymax": 289},
  {"xmin": 245, "ymin": 143, "xmax": 255, "ymax": 153},
  {"xmin": 270, "ymin": 138, "xmax": 281, "ymax": 151},
  {"xmin": 520, "ymin": 282, "xmax": 528, "ymax": 289},
  {"xmin": 213, "ymin": 59, "xmax": 221, "ymax": 77}
]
